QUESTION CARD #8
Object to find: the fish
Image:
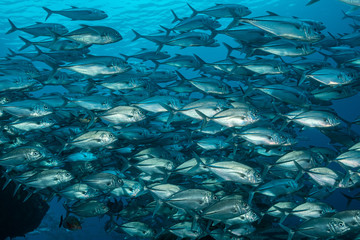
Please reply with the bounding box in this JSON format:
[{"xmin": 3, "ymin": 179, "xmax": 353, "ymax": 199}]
[
  {"xmin": 187, "ymin": 3, "xmax": 251, "ymax": 19},
  {"xmin": 0, "ymin": 2, "xmax": 360, "ymax": 240},
  {"xmin": 57, "ymin": 56, "xmax": 131, "ymax": 76},
  {"xmin": 66, "ymin": 129, "xmax": 117, "ymax": 150},
  {"xmin": 65, "ymin": 200, "xmax": 109, "ymax": 218},
  {"xmin": 164, "ymin": 188, "xmax": 217, "ymax": 211},
  {"xmin": 239, "ymin": 13, "xmax": 324, "ymax": 42},
  {"xmin": 59, "ymin": 215, "xmax": 82, "ymax": 231},
  {"xmin": 281, "ymin": 217, "xmax": 350, "ymax": 239},
  {"xmin": 301, "ymin": 67, "xmax": 359, "ymax": 86},
  {"xmin": 43, "ymin": 6, "xmax": 108, "ymax": 21},
  {"xmin": 170, "ymin": 12, "xmax": 221, "ymax": 32},
  {"xmin": 55, "ymin": 25, "xmax": 122, "ymax": 45},
  {"xmin": 6, "ymin": 19, "xmax": 68, "ymax": 36},
  {"xmin": 24, "ymin": 169, "xmax": 74, "ymax": 190}
]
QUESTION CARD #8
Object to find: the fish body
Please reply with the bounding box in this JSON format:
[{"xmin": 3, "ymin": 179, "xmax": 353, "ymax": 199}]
[
  {"xmin": 61, "ymin": 25, "xmax": 122, "ymax": 45},
  {"xmin": 43, "ymin": 6, "xmax": 107, "ymax": 21}
]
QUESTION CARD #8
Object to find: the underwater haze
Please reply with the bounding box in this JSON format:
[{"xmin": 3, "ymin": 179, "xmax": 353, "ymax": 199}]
[{"xmin": 1, "ymin": 0, "xmax": 360, "ymax": 239}]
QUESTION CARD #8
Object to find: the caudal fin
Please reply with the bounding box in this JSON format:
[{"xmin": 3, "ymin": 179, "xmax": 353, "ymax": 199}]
[
  {"xmin": 223, "ymin": 42, "xmax": 235, "ymax": 58},
  {"xmin": 341, "ymin": 192, "xmax": 357, "ymax": 208},
  {"xmin": 131, "ymin": 29, "xmax": 143, "ymax": 42},
  {"xmin": 59, "ymin": 215, "xmax": 64, "ymax": 228},
  {"xmin": 7, "ymin": 48, "xmax": 16, "ymax": 57},
  {"xmin": 279, "ymin": 223, "xmax": 295, "ymax": 240},
  {"xmin": 187, "ymin": 3, "xmax": 198, "ymax": 17},
  {"xmin": 171, "ymin": 9, "xmax": 181, "ymax": 23},
  {"xmin": 119, "ymin": 53, "xmax": 129, "ymax": 61},
  {"xmin": 42, "ymin": 7, "xmax": 53, "ymax": 21},
  {"xmin": 306, "ymin": 0, "xmax": 321, "ymax": 6},
  {"xmin": 342, "ymin": 10, "xmax": 349, "ymax": 20},
  {"xmin": 6, "ymin": 19, "xmax": 18, "ymax": 34},
  {"xmin": 18, "ymin": 36, "xmax": 33, "ymax": 51}
]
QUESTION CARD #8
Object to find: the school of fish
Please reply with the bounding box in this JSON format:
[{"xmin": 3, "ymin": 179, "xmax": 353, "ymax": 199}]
[{"xmin": 1, "ymin": 1, "xmax": 360, "ymax": 239}]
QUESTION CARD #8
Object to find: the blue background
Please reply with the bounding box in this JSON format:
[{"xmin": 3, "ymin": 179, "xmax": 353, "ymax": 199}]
[{"xmin": 1, "ymin": 0, "xmax": 359, "ymax": 239}]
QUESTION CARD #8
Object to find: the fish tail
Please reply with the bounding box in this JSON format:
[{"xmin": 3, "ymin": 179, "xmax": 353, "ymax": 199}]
[
  {"xmin": 226, "ymin": 18, "xmax": 240, "ymax": 30},
  {"xmin": 158, "ymin": 102, "xmax": 176, "ymax": 126},
  {"xmin": 151, "ymin": 60, "xmax": 160, "ymax": 71},
  {"xmin": 298, "ymin": 72, "xmax": 308, "ymax": 86},
  {"xmin": 131, "ymin": 29, "xmax": 143, "ymax": 42},
  {"xmin": 195, "ymin": 110, "xmax": 210, "ymax": 130},
  {"xmin": 34, "ymin": 45, "xmax": 43, "ymax": 57},
  {"xmin": 349, "ymin": 23, "xmax": 359, "ymax": 32},
  {"xmin": 341, "ymin": 10, "xmax": 348, "ymax": 19},
  {"xmin": 171, "ymin": 9, "xmax": 181, "ymax": 23},
  {"xmin": 63, "ymin": 203, "xmax": 71, "ymax": 218},
  {"xmin": 6, "ymin": 19, "xmax": 18, "ymax": 34},
  {"xmin": 341, "ymin": 192, "xmax": 358, "ymax": 208},
  {"xmin": 318, "ymin": 51, "xmax": 330, "ymax": 62},
  {"xmin": 119, "ymin": 53, "xmax": 129, "ymax": 61},
  {"xmin": 7, "ymin": 48, "xmax": 16, "ymax": 58},
  {"xmin": 306, "ymin": 0, "xmax": 320, "ymax": 6},
  {"xmin": 248, "ymin": 191, "xmax": 255, "ymax": 205},
  {"xmin": 155, "ymin": 44, "xmax": 164, "ymax": 54},
  {"xmin": 279, "ymin": 223, "xmax": 295, "ymax": 240},
  {"xmin": 22, "ymin": 190, "xmax": 34, "ymax": 202},
  {"xmin": 327, "ymin": 31, "xmax": 338, "ymax": 41},
  {"xmin": 42, "ymin": 7, "xmax": 53, "ymax": 21},
  {"xmin": 193, "ymin": 54, "xmax": 206, "ymax": 68},
  {"xmin": 222, "ymin": 42, "xmax": 235, "ymax": 58},
  {"xmin": 104, "ymin": 216, "xmax": 117, "ymax": 233},
  {"xmin": 59, "ymin": 215, "xmax": 64, "ymax": 228},
  {"xmin": 241, "ymin": 44, "xmax": 255, "ymax": 58},
  {"xmin": 159, "ymin": 25, "xmax": 172, "ymax": 36},
  {"xmin": 2, "ymin": 175, "xmax": 12, "ymax": 191},
  {"xmin": 187, "ymin": 3, "xmax": 198, "ymax": 17},
  {"xmin": 243, "ymin": 77, "xmax": 255, "ymax": 97},
  {"xmin": 18, "ymin": 36, "xmax": 32, "ymax": 51},
  {"xmin": 209, "ymin": 28, "xmax": 218, "ymax": 39},
  {"xmin": 12, "ymin": 183, "xmax": 22, "ymax": 197}
]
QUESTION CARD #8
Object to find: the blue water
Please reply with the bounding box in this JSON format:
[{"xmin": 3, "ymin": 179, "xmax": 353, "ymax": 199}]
[{"xmin": 1, "ymin": 0, "xmax": 359, "ymax": 239}]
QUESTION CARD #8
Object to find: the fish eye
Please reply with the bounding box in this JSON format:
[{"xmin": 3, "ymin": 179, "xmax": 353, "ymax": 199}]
[
  {"xmin": 339, "ymin": 222, "xmax": 344, "ymax": 227},
  {"xmin": 33, "ymin": 151, "xmax": 40, "ymax": 156}
]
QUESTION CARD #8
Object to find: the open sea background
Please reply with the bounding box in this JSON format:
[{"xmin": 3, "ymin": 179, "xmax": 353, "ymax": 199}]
[{"xmin": 0, "ymin": 0, "xmax": 359, "ymax": 239}]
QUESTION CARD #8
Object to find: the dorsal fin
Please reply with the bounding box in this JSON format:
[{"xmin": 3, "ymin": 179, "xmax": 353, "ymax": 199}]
[{"xmin": 266, "ymin": 11, "xmax": 279, "ymax": 16}]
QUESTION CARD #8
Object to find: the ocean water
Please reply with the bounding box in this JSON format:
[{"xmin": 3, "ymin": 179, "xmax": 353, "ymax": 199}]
[{"xmin": 0, "ymin": 0, "xmax": 360, "ymax": 239}]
